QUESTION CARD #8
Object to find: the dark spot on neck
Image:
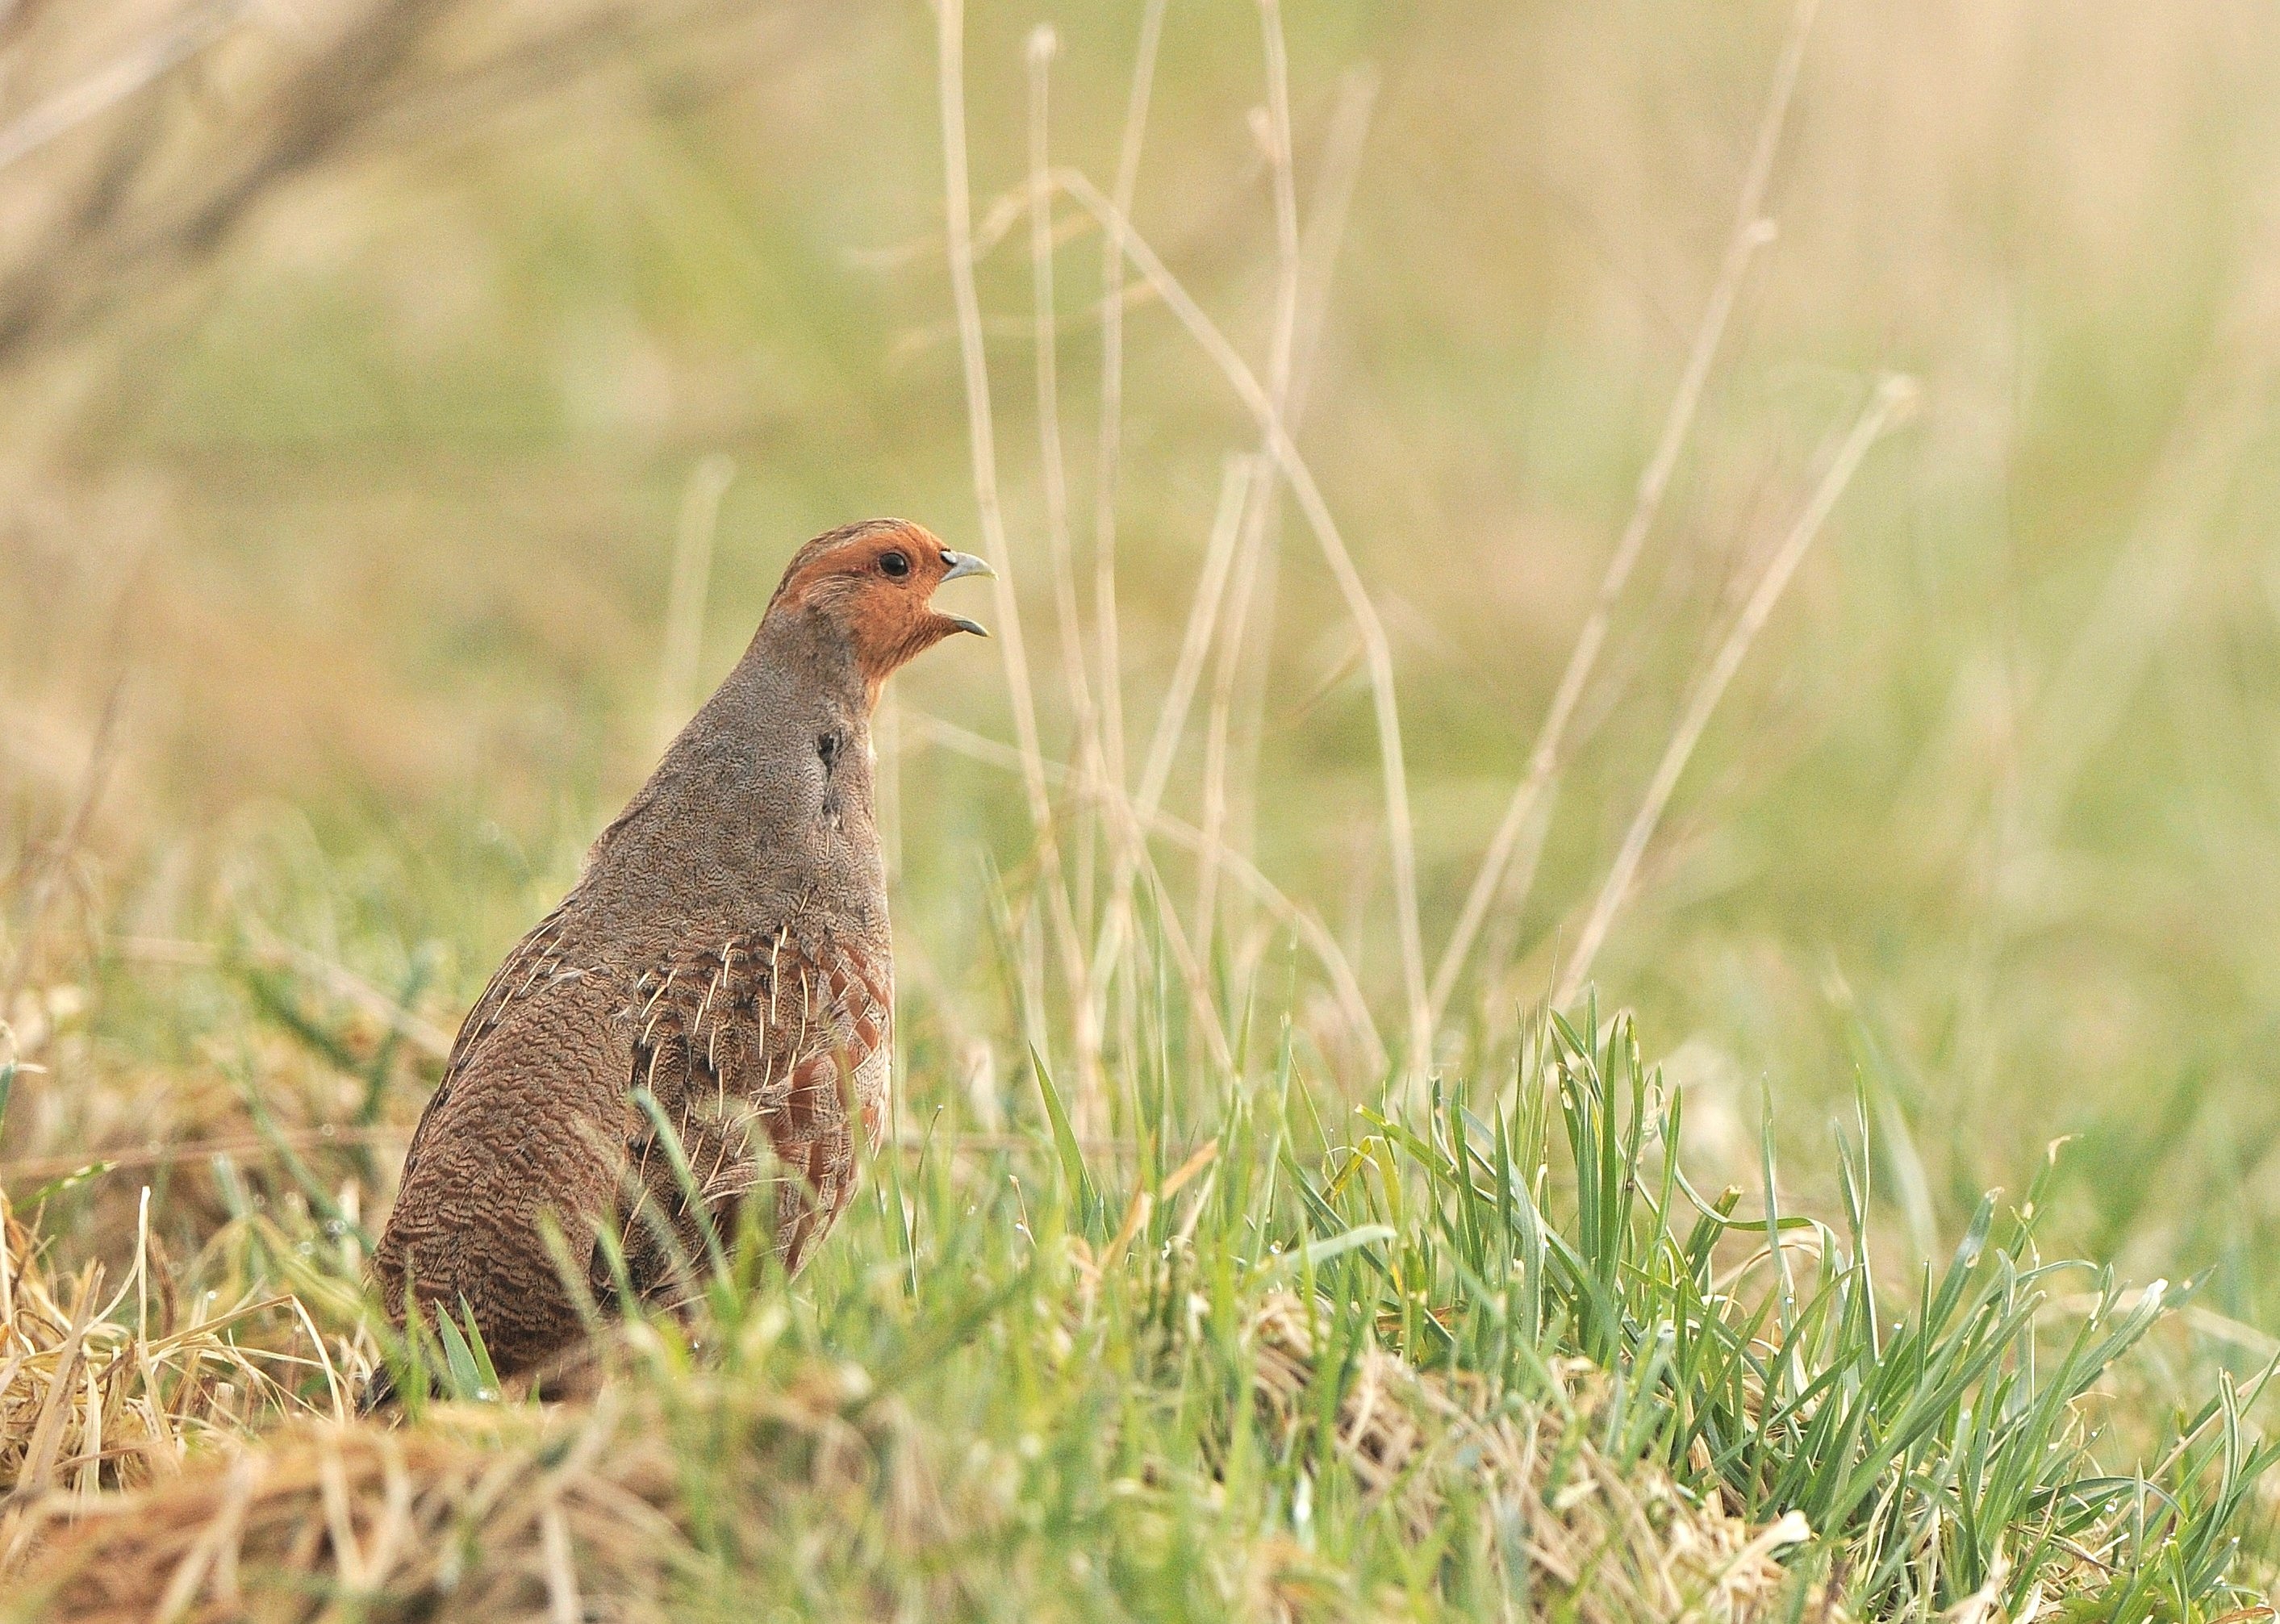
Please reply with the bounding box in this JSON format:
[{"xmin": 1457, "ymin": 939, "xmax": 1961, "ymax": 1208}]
[{"xmin": 818, "ymin": 729, "xmax": 850, "ymax": 829}]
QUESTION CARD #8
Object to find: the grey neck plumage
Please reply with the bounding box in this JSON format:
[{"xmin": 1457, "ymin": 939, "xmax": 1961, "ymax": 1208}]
[{"xmin": 574, "ymin": 606, "xmax": 884, "ymax": 946}]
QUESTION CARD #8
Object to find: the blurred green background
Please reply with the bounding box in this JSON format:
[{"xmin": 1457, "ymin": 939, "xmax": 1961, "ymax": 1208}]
[{"xmin": 8, "ymin": 0, "xmax": 2280, "ymax": 1330}]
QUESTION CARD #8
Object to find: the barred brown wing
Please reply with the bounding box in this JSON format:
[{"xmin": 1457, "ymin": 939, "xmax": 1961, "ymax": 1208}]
[{"xmin": 606, "ymin": 929, "xmax": 889, "ymax": 1307}]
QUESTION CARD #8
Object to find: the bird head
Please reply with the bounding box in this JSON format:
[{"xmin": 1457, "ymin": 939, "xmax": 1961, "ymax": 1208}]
[{"xmin": 766, "ymin": 519, "xmax": 992, "ymax": 703}]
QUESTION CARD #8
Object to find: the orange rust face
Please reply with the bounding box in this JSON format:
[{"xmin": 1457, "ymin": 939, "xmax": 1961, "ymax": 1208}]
[{"xmin": 766, "ymin": 520, "xmax": 991, "ymax": 702}]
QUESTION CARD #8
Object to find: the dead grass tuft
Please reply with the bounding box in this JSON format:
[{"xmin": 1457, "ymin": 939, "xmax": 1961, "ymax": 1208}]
[
  {"xmin": 1247, "ymin": 1292, "xmax": 1816, "ymax": 1622},
  {"xmin": 0, "ymin": 1181, "xmax": 359, "ymax": 1568},
  {"xmin": 9, "ymin": 1397, "xmax": 683, "ymax": 1624}
]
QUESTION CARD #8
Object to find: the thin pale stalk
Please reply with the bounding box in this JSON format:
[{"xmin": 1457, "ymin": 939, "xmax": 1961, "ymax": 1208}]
[
  {"xmin": 1219, "ymin": 69, "xmax": 1378, "ymax": 941},
  {"xmin": 1091, "ymin": 0, "xmax": 1170, "ymax": 802},
  {"xmin": 1079, "ymin": 460, "xmax": 1253, "ymax": 1056},
  {"xmin": 1096, "ymin": 55, "xmax": 1365, "ymax": 1067},
  {"xmin": 1472, "ymin": 776, "xmax": 1559, "ymax": 1028},
  {"xmin": 1027, "ymin": 27, "xmax": 1102, "ymax": 937},
  {"xmin": 1430, "ymin": 0, "xmax": 1823, "ymax": 1030},
  {"xmin": 1195, "ymin": 0, "xmax": 1307, "ymax": 972},
  {"xmin": 1196, "ymin": 468, "xmax": 1272, "ymax": 965},
  {"xmin": 1555, "ymin": 376, "xmax": 1915, "ymax": 1006},
  {"xmin": 934, "ymin": 0, "xmax": 1092, "ymax": 1075},
  {"xmin": 907, "ymin": 710, "xmax": 1383, "ymax": 1071},
  {"xmin": 1051, "ymin": 165, "xmax": 1430, "ymax": 1073},
  {"xmin": 1116, "ymin": 802, "xmax": 1236, "ymax": 1077},
  {"xmin": 2011, "ymin": 366, "xmax": 2270, "ymax": 847},
  {"xmin": 0, "ymin": 0, "xmax": 245, "ymax": 173},
  {"xmin": 1134, "ymin": 459, "xmax": 1255, "ymax": 819},
  {"xmin": 1258, "ymin": 0, "xmax": 1303, "ymax": 416}
]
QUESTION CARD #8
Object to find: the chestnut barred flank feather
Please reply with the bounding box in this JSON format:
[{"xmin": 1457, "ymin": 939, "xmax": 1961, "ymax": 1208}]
[{"xmin": 370, "ymin": 520, "xmax": 987, "ymax": 1389}]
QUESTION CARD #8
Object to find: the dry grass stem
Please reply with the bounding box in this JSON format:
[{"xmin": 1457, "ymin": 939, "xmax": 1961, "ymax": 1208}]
[
  {"xmin": 907, "ymin": 711, "xmax": 1384, "ymax": 1070},
  {"xmin": 1024, "ymin": 27, "xmax": 1113, "ymax": 1104},
  {"xmin": 1556, "ymin": 374, "xmax": 1915, "ymax": 1005},
  {"xmin": 1191, "ymin": 0, "xmax": 1301, "ymax": 979},
  {"xmin": 1430, "ymin": 0, "xmax": 1823, "ymax": 1032},
  {"xmin": 1050, "ymin": 165, "xmax": 1430, "ymax": 1072},
  {"xmin": 1075, "ymin": 461, "xmax": 1251, "ymax": 1082},
  {"xmin": 933, "ymin": 0, "xmax": 1093, "ymax": 1094},
  {"xmin": 1134, "ymin": 461, "xmax": 1256, "ymax": 831},
  {"xmin": 1025, "ymin": 26, "xmax": 1105, "ymax": 934},
  {"xmin": 1084, "ymin": 3, "xmax": 1328, "ymax": 1075},
  {"xmin": 1198, "ymin": 59, "xmax": 1375, "ymax": 973},
  {"xmin": 1078, "ymin": 458, "xmax": 1253, "ymax": 1060},
  {"xmin": 0, "ymin": 1, "xmax": 248, "ymax": 175},
  {"xmin": 1193, "ymin": 77, "xmax": 1380, "ymax": 1004},
  {"xmin": 1088, "ymin": 0, "xmax": 1171, "ymax": 807},
  {"xmin": 2011, "ymin": 324, "xmax": 2277, "ymax": 848}
]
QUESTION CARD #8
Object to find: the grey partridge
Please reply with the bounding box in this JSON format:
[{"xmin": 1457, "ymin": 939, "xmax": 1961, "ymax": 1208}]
[{"xmin": 371, "ymin": 519, "xmax": 990, "ymax": 1388}]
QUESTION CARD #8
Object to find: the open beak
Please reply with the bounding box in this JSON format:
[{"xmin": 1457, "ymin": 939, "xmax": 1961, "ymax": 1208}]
[{"xmin": 939, "ymin": 550, "xmax": 993, "ymax": 637}]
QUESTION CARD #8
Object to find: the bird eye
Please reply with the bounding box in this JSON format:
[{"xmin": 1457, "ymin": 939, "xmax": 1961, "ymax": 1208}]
[{"xmin": 879, "ymin": 550, "xmax": 911, "ymax": 578}]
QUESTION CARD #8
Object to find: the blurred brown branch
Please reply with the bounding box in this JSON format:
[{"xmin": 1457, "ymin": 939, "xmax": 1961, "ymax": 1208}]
[{"xmin": 0, "ymin": 0, "xmax": 780, "ymax": 380}]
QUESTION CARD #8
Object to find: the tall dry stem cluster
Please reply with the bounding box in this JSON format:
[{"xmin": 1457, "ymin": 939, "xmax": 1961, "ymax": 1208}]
[{"xmin": 920, "ymin": 0, "xmax": 1907, "ymax": 1117}]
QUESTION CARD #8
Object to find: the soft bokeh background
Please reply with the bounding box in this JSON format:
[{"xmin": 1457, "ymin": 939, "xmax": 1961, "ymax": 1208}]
[{"xmin": 9, "ymin": 0, "xmax": 2280, "ymax": 1331}]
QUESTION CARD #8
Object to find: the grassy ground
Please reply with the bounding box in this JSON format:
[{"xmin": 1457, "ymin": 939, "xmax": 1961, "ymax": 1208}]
[
  {"xmin": 8, "ymin": 1007, "xmax": 2272, "ymax": 1618},
  {"xmin": 7, "ymin": 0, "xmax": 2280, "ymax": 1617}
]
